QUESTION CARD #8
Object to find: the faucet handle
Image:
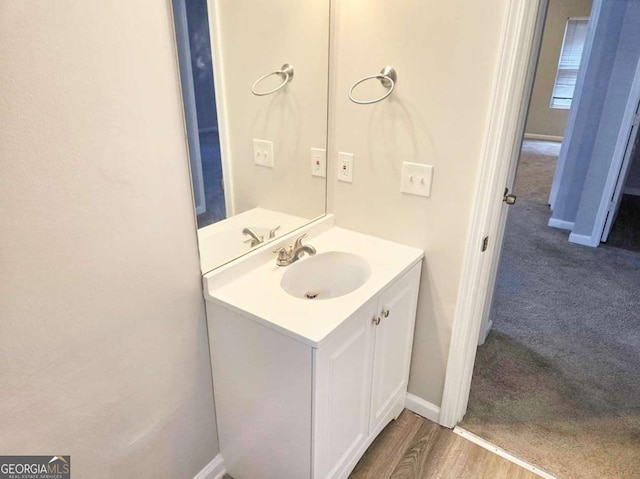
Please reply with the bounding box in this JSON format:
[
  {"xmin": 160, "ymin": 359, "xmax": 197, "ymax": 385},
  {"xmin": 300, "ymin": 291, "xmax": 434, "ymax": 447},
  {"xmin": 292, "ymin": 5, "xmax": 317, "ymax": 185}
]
[
  {"xmin": 269, "ymin": 226, "xmax": 281, "ymax": 239},
  {"xmin": 273, "ymin": 246, "xmax": 291, "ymax": 265},
  {"xmin": 293, "ymin": 233, "xmax": 308, "ymax": 249},
  {"xmin": 273, "ymin": 246, "xmax": 290, "ymax": 256}
]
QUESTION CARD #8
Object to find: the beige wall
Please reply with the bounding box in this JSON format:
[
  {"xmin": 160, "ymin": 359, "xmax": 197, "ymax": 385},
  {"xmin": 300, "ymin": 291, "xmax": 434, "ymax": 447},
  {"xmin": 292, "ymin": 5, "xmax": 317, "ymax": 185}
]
[
  {"xmin": 330, "ymin": 0, "xmax": 508, "ymax": 406},
  {"xmin": 215, "ymin": 0, "xmax": 329, "ymax": 220},
  {"xmin": 0, "ymin": 2, "xmax": 218, "ymax": 478},
  {"xmin": 525, "ymin": 0, "xmax": 593, "ymax": 138}
]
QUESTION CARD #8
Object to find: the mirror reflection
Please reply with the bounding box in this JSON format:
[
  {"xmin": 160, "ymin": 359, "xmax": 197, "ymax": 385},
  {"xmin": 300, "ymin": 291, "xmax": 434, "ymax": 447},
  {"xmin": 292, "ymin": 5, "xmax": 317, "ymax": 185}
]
[{"xmin": 172, "ymin": 0, "xmax": 330, "ymax": 273}]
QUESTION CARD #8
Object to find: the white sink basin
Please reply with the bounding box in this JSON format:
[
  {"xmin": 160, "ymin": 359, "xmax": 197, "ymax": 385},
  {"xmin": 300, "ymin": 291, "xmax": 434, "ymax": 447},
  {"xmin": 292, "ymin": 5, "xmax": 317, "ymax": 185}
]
[{"xmin": 280, "ymin": 252, "xmax": 371, "ymax": 300}]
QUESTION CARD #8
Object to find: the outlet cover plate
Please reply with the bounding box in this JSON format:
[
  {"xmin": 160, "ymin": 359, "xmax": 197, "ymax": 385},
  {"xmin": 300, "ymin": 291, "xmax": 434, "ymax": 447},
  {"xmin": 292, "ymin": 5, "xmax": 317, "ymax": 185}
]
[
  {"xmin": 310, "ymin": 147, "xmax": 326, "ymax": 178},
  {"xmin": 401, "ymin": 162, "xmax": 433, "ymax": 197},
  {"xmin": 253, "ymin": 139, "xmax": 274, "ymax": 168},
  {"xmin": 338, "ymin": 152, "xmax": 354, "ymax": 183}
]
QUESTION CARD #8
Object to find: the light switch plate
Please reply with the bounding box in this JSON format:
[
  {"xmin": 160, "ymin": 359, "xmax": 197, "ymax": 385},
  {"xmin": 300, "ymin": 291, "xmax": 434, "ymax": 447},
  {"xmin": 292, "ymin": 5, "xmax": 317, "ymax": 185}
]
[
  {"xmin": 338, "ymin": 152, "xmax": 354, "ymax": 183},
  {"xmin": 310, "ymin": 147, "xmax": 326, "ymax": 178},
  {"xmin": 253, "ymin": 139, "xmax": 274, "ymax": 168},
  {"xmin": 400, "ymin": 162, "xmax": 433, "ymax": 197}
]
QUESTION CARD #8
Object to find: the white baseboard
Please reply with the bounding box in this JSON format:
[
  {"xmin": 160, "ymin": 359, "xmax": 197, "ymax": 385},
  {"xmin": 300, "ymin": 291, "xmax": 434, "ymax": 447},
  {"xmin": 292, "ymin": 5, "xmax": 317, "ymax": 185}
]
[
  {"xmin": 405, "ymin": 393, "xmax": 441, "ymax": 424},
  {"xmin": 624, "ymin": 186, "xmax": 640, "ymax": 196},
  {"xmin": 524, "ymin": 133, "xmax": 563, "ymax": 142},
  {"xmin": 193, "ymin": 454, "xmax": 226, "ymax": 479},
  {"xmin": 547, "ymin": 218, "xmax": 574, "ymax": 231},
  {"xmin": 453, "ymin": 427, "xmax": 558, "ymax": 479},
  {"xmin": 568, "ymin": 232, "xmax": 599, "ymax": 247}
]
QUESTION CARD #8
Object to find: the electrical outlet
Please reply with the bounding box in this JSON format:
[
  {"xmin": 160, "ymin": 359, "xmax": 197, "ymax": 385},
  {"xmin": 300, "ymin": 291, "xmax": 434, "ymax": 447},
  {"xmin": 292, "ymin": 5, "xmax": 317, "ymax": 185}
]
[
  {"xmin": 310, "ymin": 147, "xmax": 326, "ymax": 178},
  {"xmin": 400, "ymin": 162, "xmax": 433, "ymax": 197},
  {"xmin": 338, "ymin": 152, "xmax": 354, "ymax": 183},
  {"xmin": 253, "ymin": 139, "xmax": 274, "ymax": 168}
]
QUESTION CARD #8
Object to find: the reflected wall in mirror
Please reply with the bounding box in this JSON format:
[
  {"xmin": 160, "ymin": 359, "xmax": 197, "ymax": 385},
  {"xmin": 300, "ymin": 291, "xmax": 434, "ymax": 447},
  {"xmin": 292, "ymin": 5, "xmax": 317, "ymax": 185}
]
[{"xmin": 172, "ymin": 0, "xmax": 330, "ymax": 273}]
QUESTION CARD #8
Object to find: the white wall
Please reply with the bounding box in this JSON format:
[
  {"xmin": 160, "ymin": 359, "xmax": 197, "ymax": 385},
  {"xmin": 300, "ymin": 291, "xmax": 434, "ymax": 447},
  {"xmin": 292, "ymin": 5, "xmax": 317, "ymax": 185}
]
[
  {"xmin": 0, "ymin": 2, "xmax": 218, "ymax": 478},
  {"xmin": 330, "ymin": 0, "xmax": 508, "ymax": 406},
  {"xmin": 215, "ymin": 0, "xmax": 329, "ymax": 220},
  {"xmin": 549, "ymin": 0, "xmax": 640, "ymax": 235},
  {"xmin": 549, "ymin": 1, "xmax": 626, "ymax": 226},
  {"xmin": 572, "ymin": 0, "xmax": 640, "ymax": 237},
  {"xmin": 525, "ymin": 0, "xmax": 592, "ymax": 139}
]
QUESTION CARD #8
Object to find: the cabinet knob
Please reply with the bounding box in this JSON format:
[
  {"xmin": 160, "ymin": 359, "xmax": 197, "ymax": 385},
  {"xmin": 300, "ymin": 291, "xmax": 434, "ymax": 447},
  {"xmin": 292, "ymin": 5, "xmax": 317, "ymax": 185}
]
[
  {"xmin": 381, "ymin": 308, "xmax": 390, "ymax": 318},
  {"xmin": 373, "ymin": 316, "xmax": 381, "ymax": 325}
]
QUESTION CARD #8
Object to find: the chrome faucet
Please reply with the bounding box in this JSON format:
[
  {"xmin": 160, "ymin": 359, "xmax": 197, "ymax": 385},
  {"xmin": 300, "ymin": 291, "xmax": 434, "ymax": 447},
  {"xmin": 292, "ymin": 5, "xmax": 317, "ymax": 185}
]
[
  {"xmin": 273, "ymin": 233, "xmax": 316, "ymax": 266},
  {"xmin": 242, "ymin": 227, "xmax": 264, "ymax": 247},
  {"xmin": 243, "ymin": 225, "xmax": 281, "ymax": 248}
]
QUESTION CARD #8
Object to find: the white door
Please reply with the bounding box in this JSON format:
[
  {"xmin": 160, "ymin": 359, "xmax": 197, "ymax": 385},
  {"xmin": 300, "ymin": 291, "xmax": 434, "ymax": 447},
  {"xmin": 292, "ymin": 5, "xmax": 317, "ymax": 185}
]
[
  {"xmin": 476, "ymin": 4, "xmax": 548, "ymax": 345},
  {"xmin": 602, "ymin": 105, "xmax": 640, "ymax": 241},
  {"xmin": 313, "ymin": 300, "xmax": 376, "ymax": 479},
  {"xmin": 369, "ymin": 265, "xmax": 420, "ymax": 433}
]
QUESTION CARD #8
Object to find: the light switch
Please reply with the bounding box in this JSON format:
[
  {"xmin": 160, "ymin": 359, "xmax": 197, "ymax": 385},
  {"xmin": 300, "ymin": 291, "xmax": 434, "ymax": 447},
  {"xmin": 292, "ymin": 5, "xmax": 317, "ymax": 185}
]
[
  {"xmin": 338, "ymin": 152, "xmax": 354, "ymax": 183},
  {"xmin": 253, "ymin": 139, "xmax": 274, "ymax": 168},
  {"xmin": 400, "ymin": 162, "xmax": 433, "ymax": 197},
  {"xmin": 310, "ymin": 147, "xmax": 326, "ymax": 178}
]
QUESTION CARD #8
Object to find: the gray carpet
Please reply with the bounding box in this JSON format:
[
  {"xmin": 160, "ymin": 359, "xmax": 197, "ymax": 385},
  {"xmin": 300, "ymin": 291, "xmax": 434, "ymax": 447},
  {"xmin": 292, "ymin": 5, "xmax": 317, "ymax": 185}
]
[{"xmin": 460, "ymin": 140, "xmax": 640, "ymax": 479}]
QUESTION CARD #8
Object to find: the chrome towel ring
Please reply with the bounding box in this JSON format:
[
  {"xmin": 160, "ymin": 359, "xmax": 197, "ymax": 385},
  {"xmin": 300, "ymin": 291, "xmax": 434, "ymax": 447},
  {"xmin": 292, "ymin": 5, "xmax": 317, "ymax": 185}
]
[
  {"xmin": 251, "ymin": 63, "xmax": 294, "ymax": 96},
  {"xmin": 348, "ymin": 66, "xmax": 397, "ymax": 105}
]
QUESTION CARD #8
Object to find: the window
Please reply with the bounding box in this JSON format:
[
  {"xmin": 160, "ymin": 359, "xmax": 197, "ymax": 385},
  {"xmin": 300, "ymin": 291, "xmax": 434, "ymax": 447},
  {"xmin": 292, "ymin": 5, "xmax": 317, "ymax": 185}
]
[{"xmin": 551, "ymin": 18, "xmax": 589, "ymax": 109}]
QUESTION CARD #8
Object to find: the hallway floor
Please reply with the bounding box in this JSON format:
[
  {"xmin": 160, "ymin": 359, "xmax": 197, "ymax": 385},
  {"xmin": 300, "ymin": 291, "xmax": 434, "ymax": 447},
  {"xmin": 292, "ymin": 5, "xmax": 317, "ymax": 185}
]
[{"xmin": 460, "ymin": 140, "xmax": 640, "ymax": 478}]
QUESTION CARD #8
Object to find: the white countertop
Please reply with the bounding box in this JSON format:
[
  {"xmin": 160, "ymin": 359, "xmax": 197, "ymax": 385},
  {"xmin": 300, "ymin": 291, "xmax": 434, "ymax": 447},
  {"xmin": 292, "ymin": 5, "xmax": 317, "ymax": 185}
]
[{"xmin": 204, "ymin": 224, "xmax": 423, "ymax": 348}]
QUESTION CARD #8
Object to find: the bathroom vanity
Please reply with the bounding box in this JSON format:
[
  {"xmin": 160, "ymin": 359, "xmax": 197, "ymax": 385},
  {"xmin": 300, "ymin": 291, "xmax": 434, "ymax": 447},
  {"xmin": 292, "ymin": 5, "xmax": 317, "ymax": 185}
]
[
  {"xmin": 204, "ymin": 218, "xmax": 423, "ymax": 479},
  {"xmin": 177, "ymin": 2, "xmax": 423, "ymax": 477}
]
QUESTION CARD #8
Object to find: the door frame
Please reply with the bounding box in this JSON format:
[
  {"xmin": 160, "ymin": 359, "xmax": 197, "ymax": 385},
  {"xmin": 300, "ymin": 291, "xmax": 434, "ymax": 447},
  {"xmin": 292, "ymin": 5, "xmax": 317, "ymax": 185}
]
[
  {"xmin": 172, "ymin": 0, "xmax": 207, "ymax": 215},
  {"xmin": 438, "ymin": 0, "xmax": 546, "ymax": 428},
  {"xmin": 207, "ymin": 0, "xmax": 236, "ymax": 217}
]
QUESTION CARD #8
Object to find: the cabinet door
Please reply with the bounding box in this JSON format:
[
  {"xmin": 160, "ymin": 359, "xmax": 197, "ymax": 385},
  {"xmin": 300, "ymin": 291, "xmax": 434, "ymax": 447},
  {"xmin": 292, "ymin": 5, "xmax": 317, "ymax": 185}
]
[
  {"xmin": 369, "ymin": 264, "xmax": 421, "ymax": 432},
  {"xmin": 313, "ymin": 299, "xmax": 377, "ymax": 479}
]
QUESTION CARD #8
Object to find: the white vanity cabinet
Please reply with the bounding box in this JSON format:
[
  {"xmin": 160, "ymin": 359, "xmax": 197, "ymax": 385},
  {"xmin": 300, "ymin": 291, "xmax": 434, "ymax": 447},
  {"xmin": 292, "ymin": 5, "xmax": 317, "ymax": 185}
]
[
  {"xmin": 206, "ymin": 260, "xmax": 421, "ymax": 479},
  {"xmin": 313, "ymin": 263, "xmax": 420, "ymax": 479}
]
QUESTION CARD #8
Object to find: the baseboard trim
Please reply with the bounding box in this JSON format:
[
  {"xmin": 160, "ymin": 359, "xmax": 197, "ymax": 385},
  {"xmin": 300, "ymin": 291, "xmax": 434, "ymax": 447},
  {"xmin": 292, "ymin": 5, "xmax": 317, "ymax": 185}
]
[
  {"xmin": 524, "ymin": 133, "xmax": 563, "ymax": 142},
  {"xmin": 193, "ymin": 454, "xmax": 226, "ymax": 479},
  {"xmin": 405, "ymin": 393, "xmax": 441, "ymax": 424},
  {"xmin": 453, "ymin": 427, "xmax": 558, "ymax": 479},
  {"xmin": 568, "ymin": 232, "xmax": 599, "ymax": 247},
  {"xmin": 547, "ymin": 218, "xmax": 574, "ymax": 231}
]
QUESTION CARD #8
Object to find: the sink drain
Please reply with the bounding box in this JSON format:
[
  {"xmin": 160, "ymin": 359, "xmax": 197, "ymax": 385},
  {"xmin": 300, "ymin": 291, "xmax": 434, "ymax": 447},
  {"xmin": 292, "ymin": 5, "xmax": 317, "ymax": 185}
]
[{"xmin": 305, "ymin": 290, "xmax": 321, "ymax": 299}]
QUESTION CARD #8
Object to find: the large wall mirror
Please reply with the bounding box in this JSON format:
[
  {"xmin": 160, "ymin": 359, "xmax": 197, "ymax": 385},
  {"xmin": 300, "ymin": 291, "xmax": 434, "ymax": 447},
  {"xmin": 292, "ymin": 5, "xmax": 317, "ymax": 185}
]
[{"xmin": 172, "ymin": 0, "xmax": 330, "ymax": 273}]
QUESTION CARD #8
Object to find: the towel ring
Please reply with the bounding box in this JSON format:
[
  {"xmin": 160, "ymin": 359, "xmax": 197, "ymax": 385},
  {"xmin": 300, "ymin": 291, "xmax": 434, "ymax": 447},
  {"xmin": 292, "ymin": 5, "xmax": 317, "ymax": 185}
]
[
  {"xmin": 251, "ymin": 64, "xmax": 294, "ymax": 96},
  {"xmin": 348, "ymin": 66, "xmax": 397, "ymax": 105}
]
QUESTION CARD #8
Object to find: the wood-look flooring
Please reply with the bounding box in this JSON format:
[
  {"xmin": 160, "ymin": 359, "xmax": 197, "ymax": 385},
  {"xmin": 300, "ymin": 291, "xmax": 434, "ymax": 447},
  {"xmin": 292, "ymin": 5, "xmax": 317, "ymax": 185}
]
[{"xmin": 349, "ymin": 410, "xmax": 541, "ymax": 479}]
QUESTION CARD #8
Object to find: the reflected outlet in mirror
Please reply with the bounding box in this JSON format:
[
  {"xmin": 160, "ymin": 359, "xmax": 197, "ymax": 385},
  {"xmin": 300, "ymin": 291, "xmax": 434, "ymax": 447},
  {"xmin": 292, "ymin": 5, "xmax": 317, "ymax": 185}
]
[{"xmin": 172, "ymin": 0, "xmax": 330, "ymax": 273}]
